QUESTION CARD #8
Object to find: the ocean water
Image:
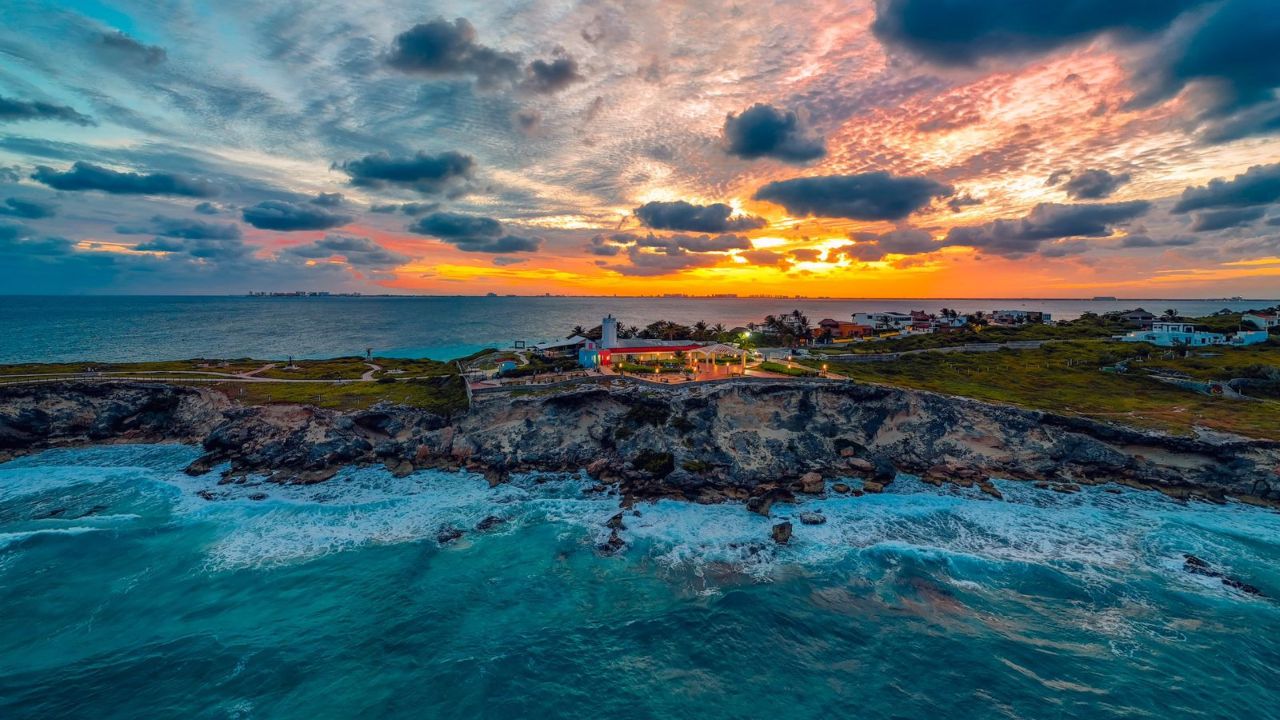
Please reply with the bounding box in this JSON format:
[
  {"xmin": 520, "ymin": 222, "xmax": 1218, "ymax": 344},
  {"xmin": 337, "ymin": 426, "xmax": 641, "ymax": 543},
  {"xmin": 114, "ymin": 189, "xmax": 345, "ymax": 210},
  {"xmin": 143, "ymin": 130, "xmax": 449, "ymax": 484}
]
[
  {"xmin": 2, "ymin": 295, "xmax": 1276, "ymax": 363},
  {"xmin": 1, "ymin": 445, "xmax": 1277, "ymax": 719}
]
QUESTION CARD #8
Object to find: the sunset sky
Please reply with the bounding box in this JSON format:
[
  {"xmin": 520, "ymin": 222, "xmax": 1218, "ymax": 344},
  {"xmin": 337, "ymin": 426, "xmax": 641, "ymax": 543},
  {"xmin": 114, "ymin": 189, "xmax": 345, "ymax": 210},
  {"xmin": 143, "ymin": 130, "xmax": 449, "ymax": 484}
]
[{"xmin": 3, "ymin": 0, "xmax": 1280, "ymax": 297}]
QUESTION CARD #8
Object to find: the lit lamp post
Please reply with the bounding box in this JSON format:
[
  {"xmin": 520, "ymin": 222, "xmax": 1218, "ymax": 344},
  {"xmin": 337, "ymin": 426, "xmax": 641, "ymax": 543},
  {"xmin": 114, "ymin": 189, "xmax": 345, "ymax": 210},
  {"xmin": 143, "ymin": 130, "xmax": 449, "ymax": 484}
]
[{"xmin": 822, "ymin": 363, "xmax": 829, "ymax": 378}]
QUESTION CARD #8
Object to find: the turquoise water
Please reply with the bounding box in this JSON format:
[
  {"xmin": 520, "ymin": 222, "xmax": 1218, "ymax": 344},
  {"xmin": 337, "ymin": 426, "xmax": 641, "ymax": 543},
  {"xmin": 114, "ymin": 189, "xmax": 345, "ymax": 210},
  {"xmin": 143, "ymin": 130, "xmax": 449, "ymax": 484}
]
[{"xmin": 1, "ymin": 446, "xmax": 1278, "ymax": 719}]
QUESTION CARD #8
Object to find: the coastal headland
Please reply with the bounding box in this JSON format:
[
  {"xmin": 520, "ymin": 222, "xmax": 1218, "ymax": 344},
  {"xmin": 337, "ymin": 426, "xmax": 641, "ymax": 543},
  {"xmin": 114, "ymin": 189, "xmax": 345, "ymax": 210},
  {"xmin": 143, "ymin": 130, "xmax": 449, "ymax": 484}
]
[{"xmin": 3, "ymin": 375, "xmax": 1278, "ymax": 520}]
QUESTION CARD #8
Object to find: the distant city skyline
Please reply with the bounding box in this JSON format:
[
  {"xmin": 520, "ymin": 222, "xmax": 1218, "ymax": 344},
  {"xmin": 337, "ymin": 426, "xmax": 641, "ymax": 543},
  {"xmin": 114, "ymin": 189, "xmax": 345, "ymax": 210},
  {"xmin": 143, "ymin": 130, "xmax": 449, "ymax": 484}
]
[{"xmin": 3, "ymin": 1, "xmax": 1279, "ymax": 297}]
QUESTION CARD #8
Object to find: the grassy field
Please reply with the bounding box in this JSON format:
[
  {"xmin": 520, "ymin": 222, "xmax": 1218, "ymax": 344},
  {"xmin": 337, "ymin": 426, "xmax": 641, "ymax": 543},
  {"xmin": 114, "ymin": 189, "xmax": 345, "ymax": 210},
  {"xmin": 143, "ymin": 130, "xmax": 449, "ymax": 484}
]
[
  {"xmin": 804, "ymin": 339, "xmax": 1280, "ymax": 438},
  {"xmin": 758, "ymin": 361, "xmax": 819, "ymax": 377},
  {"xmin": 207, "ymin": 376, "xmax": 468, "ymax": 413},
  {"xmin": 809, "ymin": 319, "xmax": 1126, "ymax": 355},
  {"xmin": 0, "ymin": 358, "xmax": 268, "ymax": 377}
]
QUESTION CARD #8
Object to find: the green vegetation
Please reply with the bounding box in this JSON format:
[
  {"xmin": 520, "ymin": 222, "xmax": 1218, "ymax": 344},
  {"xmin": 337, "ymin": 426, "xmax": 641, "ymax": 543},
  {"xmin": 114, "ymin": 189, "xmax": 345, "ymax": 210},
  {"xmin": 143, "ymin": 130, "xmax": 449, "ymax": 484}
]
[
  {"xmin": 805, "ymin": 338, "xmax": 1280, "ymax": 438},
  {"xmin": 258, "ymin": 358, "xmax": 373, "ymax": 380},
  {"xmin": 210, "ymin": 375, "xmax": 468, "ymax": 413},
  {"xmin": 633, "ymin": 450, "xmax": 674, "ymax": 477},
  {"xmin": 759, "ymin": 361, "xmax": 819, "ymax": 377},
  {"xmin": 809, "ymin": 316, "xmax": 1126, "ymax": 355},
  {"xmin": 0, "ymin": 358, "xmax": 268, "ymax": 378}
]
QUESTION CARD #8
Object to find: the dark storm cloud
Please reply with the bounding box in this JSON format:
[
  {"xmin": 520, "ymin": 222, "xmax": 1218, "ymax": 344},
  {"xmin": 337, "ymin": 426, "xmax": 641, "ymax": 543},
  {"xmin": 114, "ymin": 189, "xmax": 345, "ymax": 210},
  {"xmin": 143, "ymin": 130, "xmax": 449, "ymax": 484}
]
[
  {"xmin": 492, "ymin": 256, "xmax": 527, "ymax": 266},
  {"xmin": 1190, "ymin": 207, "xmax": 1266, "ymax": 232},
  {"xmin": 338, "ymin": 150, "xmax": 475, "ymax": 195},
  {"xmin": 385, "ymin": 17, "xmax": 584, "ymax": 95},
  {"xmin": 586, "ymin": 233, "xmax": 626, "ymax": 256},
  {"xmin": 134, "ymin": 235, "xmax": 249, "ymax": 260},
  {"xmin": 1172, "ymin": 163, "xmax": 1280, "ymax": 212},
  {"xmin": 1049, "ymin": 168, "xmax": 1131, "ymax": 200},
  {"xmin": 739, "ymin": 249, "xmax": 792, "ymax": 267},
  {"xmin": 284, "ymin": 234, "xmax": 410, "ymax": 271},
  {"xmin": 31, "ymin": 162, "xmax": 218, "ymax": 197},
  {"xmin": 845, "ymin": 228, "xmax": 941, "ymax": 261},
  {"xmin": 193, "ymin": 202, "xmax": 221, "ymax": 215},
  {"xmin": 98, "ymin": 31, "xmax": 166, "ymax": 66},
  {"xmin": 1120, "ymin": 234, "xmax": 1199, "ymax": 248},
  {"xmin": 0, "ymin": 197, "xmax": 57, "ymax": 219},
  {"xmin": 242, "ymin": 200, "xmax": 352, "ymax": 231},
  {"xmin": 371, "ymin": 202, "xmax": 439, "ymax": 216},
  {"xmin": 0, "ymin": 96, "xmax": 95, "ymax": 126},
  {"xmin": 873, "ymin": 0, "xmax": 1280, "ymax": 144},
  {"xmin": 311, "ymin": 192, "xmax": 345, "ymax": 206},
  {"xmin": 116, "ymin": 215, "xmax": 242, "ymax": 240},
  {"xmin": 633, "ymin": 200, "xmax": 765, "ymax": 233},
  {"xmin": 870, "ymin": 0, "xmax": 1206, "ymax": 66},
  {"xmin": 609, "ymin": 245, "xmax": 721, "ymax": 276},
  {"xmin": 409, "ymin": 211, "xmax": 540, "ymax": 253},
  {"xmin": 410, "ymin": 211, "xmax": 503, "ymax": 239},
  {"xmin": 753, "ymin": 172, "xmax": 954, "ymax": 221},
  {"xmin": 722, "ymin": 103, "xmax": 825, "ymax": 163},
  {"xmin": 0, "ymin": 222, "xmax": 74, "ymax": 255},
  {"xmin": 944, "ymin": 201, "xmax": 1152, "ymax": 256},
  {"xmin": 523, "ymin": 52, "xmax": 585, "ymax": 94},
  {"xmin": 947, "ymin": 193, "xmax": 983, "ymax": 212},
  {"xmin": 634, "ymin": 232, "xmax": 751, "ymax": 253},
  {"xmin": 384, "ymin": 17, "xmax": 521, "ymax": 87},
  {"xmin": 1131, "ymin": 1, "xmax": 1280, "ymax": 133}
]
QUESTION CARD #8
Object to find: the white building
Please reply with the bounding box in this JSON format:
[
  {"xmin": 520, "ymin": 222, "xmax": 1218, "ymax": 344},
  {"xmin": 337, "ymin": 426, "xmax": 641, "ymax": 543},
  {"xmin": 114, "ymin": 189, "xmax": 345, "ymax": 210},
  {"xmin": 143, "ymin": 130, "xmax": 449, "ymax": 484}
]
[
  {"xmin": 1243, "ymin": 312, "xmax": 1279, "ymax": 330},
  {"xmin": 1118, "ymin": 321, "xmax": 1267, "ymax": 347},
  {"xmin": 852, "ymin": 312, "xmax": 912, "ymax": 330},
  {"xmin": 601, "ymin": 314, "xmax": 619, "ymax": 349}
]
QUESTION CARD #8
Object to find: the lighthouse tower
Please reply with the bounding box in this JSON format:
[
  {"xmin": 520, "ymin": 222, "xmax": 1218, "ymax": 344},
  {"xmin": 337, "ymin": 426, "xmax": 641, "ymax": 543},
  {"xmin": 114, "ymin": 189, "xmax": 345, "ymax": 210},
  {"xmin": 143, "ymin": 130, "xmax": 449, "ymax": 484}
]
[{"xmin": 601, "ymin": 314, "xmax": 618, "ymax": 349}]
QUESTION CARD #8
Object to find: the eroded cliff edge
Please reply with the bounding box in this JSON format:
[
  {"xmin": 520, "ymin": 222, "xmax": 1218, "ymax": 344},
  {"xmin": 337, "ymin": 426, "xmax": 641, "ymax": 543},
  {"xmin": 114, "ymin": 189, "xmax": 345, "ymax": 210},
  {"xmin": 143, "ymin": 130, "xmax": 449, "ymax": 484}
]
[{"xmin": 2, "ymin": 380, "xmax": 1278, "ymax": 506}]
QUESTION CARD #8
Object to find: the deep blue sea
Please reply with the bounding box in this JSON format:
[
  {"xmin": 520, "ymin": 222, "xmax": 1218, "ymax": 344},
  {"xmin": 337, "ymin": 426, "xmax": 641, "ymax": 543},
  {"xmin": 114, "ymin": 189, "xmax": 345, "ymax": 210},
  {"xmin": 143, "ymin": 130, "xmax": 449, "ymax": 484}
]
[
  {"xmin": 1, "ymin": 295, "xmax": 1276, "ymax": 363},
  {"xmin": 1, "ymin": 445, "xmax": 1278, "ymax": 719}
]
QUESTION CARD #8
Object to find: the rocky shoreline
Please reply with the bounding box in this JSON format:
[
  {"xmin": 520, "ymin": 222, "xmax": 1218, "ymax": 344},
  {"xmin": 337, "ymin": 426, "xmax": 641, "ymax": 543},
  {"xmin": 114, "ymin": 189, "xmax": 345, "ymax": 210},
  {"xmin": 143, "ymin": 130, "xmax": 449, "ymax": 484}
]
[{"xmin": 2, "ymin": 379, "xmax": 1279, "ymax": 513}]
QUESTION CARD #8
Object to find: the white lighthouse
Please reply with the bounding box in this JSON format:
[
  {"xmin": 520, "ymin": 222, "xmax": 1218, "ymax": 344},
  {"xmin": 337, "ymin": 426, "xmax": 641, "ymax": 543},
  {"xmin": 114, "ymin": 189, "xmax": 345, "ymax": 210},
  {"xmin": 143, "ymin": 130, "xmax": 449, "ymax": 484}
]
[{"xmin": 601, "ymin": 314, "xmax": 618, "ymax": 349}]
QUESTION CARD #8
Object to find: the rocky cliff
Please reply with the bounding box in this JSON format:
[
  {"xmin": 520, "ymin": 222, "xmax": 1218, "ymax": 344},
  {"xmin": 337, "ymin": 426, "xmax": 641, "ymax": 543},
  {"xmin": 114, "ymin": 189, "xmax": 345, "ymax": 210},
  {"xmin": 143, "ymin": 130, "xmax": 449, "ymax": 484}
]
[{"xmin": 3, "ymin": 379, "xmax": 1278, "ymax": 507}]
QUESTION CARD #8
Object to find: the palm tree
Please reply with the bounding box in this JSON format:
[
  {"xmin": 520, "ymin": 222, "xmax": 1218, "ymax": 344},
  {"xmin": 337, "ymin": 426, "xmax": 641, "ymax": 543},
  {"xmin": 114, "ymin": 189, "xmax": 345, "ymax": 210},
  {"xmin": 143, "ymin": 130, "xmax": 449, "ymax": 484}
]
[
  {"xmin": 693, "ymin": 320, "xmax": 709, "ymax": 341},
  {"xmin": 569, "ymin": 325, "xmax": 586, "ymax": 338},
  {"xmin": 1163, "ymin": 308, "xmax": 1179, "ymax": 319}
]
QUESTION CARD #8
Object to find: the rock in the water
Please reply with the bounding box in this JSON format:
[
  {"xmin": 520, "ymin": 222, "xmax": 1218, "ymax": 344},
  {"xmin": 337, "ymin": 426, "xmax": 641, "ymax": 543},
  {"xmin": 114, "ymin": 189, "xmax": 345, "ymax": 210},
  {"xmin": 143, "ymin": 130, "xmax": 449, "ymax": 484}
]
[
  {"xmin": 832, "ymin": 482, "xmax": 851, "ymax": 494},
  {"xmin": 747, "ymin": 495, "xmax": 773, "ymax": 516},
  {"xmin": 798, "ymin": 511, "xmax": 826, "ymax": 525},
  {"xmin": 598, "ymin": 528, "xmax": 625, "ymax": 555},
  {"xmin": 1182, "ymin": 553, "xmax": 1264, "ymax": 596},
  {"xmin": 605, "ymin": 512, "xmax": 626, "ymax": 530},
  {"xmin": 798, "ymin": 472, "xmax": 824, "ymax": 494},
  {"xmin": 475, "ymin": 515, "xmax": 505, "ymax": 531},
  {"xmin": 771, "ymin": 521, "xmax": 793, "ymax": 544},
  {"xmin": 248, "ymin": 492, "xmax": 268, "ymax": 501},
  {"xmin": 977, "ymin": 481, "xmax": 1003, "ymax": 500},
  {"xmin": 861, "ymin": 480, "xmax": 884, "ymax": 494},
  {"xmin": 437, "ymin": 526, "xmax": 463, "ymax": 544}
]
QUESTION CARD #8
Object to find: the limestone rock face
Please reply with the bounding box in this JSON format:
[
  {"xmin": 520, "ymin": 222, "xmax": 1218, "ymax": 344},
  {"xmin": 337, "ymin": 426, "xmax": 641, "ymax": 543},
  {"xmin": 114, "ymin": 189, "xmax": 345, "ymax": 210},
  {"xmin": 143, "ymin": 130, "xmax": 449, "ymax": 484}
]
[{"xmin": 4, "ymin": 379, "xmax": 1280, "ymax": 507}]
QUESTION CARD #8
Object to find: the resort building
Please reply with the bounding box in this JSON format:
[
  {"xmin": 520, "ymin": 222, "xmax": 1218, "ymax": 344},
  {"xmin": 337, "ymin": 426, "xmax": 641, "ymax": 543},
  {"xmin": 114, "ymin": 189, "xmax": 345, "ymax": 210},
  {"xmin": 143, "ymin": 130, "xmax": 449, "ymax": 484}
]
[
  {"xmin": 852, "ymin": 312, "xmax": 912, "ymax": 330},
  {"xmin": 576, "ymin": 316, "xmax": 749, "ymax": 374},
  {"xmin": 1120, "ymin": 308, "xmax": 1156, "ymax": 328},
  {"xmin": 1243, "ymin": 312, "xmax": 1279, "ymax": 330},
  {"xmin": 816, "ymin": 319, "xmax": 875, "ymax": 341},
  {"xmin": 992, "ymin": 310, "xmax": 1052, "ymax": 325},
  {"xmin": 1117, "ymin": 321, "xmax": 1268, "ymax": 347}
]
